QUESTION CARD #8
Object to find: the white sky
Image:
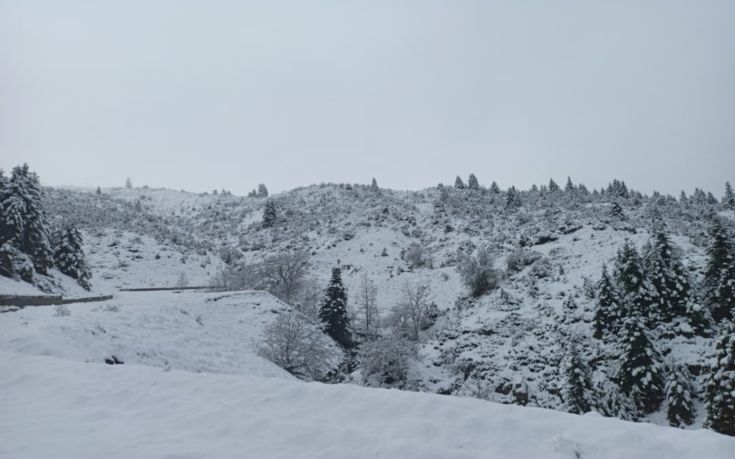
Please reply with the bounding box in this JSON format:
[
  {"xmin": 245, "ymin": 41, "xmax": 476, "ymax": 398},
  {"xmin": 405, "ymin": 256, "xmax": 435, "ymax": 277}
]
[{"xmin": 1, "ymin": 1, "xmax": 734, "ymax": 195}]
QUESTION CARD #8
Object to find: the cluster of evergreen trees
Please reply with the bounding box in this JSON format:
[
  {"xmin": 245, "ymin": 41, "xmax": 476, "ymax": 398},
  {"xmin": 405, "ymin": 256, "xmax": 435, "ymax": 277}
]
[
  {"xmin": 582, "ymin": 216, "xmax": 735, "ymax": 433},
  {"xmin": 0, "ymin": 164, "xmax": 91, "ymax": 290}
]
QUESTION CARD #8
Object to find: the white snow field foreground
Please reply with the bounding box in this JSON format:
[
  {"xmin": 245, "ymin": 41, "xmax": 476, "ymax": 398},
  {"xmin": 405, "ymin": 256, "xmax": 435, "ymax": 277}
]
[{"xmin": 1, "ymin": 292, "xmax": 734, "ymax": 459}]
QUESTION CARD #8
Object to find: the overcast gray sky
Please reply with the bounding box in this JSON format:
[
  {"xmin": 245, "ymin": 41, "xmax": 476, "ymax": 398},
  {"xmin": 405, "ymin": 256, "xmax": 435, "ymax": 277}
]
[{"xmin": 1, "ymin": 1, "xmax": 733, "ymax": 195}]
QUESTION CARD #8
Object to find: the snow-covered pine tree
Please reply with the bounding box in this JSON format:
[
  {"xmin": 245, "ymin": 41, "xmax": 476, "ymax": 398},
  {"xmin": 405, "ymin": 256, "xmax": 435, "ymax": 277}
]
[
  {"xmin": 548, "ymin": 178, "xmax": 560, "ymax": 193},
  {"xmin": 724, "ymin": 182, "xmax": 735, "ymax": 210},
  {"xmin": 703, "ymin": 217, "xmax": 735, "ymax": 323},
  {"xmin": 564, "ymin": 176, "xmax": 575, "ymax": 193},
  {"xmin": 593, "ymin": 265, "xmax": 620, "ymax": 339},
  {"xmin": 561, "ymin": 344, "xmax": 593, "ymax": 414},
  {"xmin": 596, "ymin": 381, "xmax": 638, "ymax": 421},
  {"xmin": 370, "ymin": 178, "xmax": 379, "ymax": 192},
  {"xmin": 467, "ymin": 174, "xmax": 479, "ymax": 190},
  {"xmin": 665, "ymin": 364, "xmax": 696, "ymax": 428},
  {"xmin": 615, "ymin": 241, "xmax": 655, "ymax": 322},
  {"xmin": 0, "ymin": 242, "xmax": 34, "ymax": 283},
  {"xmin": 505, "ymin": 186, "xmax": 522, "ymax": 209},
  {"xmin": 705, "ymin": 321, "xmax": 735, "ymax": 436},
  {"xmin": 643, "ymin": 231, "xmax": 691, "ymax": 322},
  {"xmin": 0, "ymin": 170, "xmax": 26, "ymax": 246},
  {"xmin": 615, "ymin": 316, "xmax": 665, "ymax": 415},
  {"xmin": 125, "ymin": 177, "xmax": 132, "ymax": 189},
  {"xmin": 454, "ymin": 176, "xmax": 466, "ymax": 189},
  {"xmin": 262, "ymin": 199, "xmax": 278, "ymax": 228},
  {"xmin": 53, "ymin": 225, "xmax": 92, "ymax": 290},
  {"xmin": 95, "ymin": 186, "xmax": 102, "ymax": 195},
  {"xmin": 320, "ymin": 267, "xmax": 353, "ymax": 349},
  {"xmin": 489, "ymin": 181, "xmax": 500, "ymax": 194},
  {"xmin": 257, "ymin": 184, "xmax": 269, "ymax": 198},
  {"xmin": 12, "ymin": 165, "xmax": 53, "ymax": 275},
  {"xmin": 610, "ymin": 201, "xmax": 625, "ymax": 219},
  {"xmin": 685, "ymin": 300, "xmax": 714, "ymax": 338}
]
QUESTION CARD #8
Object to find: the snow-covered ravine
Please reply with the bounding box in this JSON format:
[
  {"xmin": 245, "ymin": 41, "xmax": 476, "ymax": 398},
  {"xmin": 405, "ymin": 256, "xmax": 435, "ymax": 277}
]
[{"xmin": 1, "ymin": 351, "xmax": 733, "ymax": 459}]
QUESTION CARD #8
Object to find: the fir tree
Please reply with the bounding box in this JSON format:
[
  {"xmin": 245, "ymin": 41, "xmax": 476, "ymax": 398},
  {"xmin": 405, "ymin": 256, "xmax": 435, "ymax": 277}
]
[
  {"xmin": 703, "ymin": 217, "xmax": 735, "ymax": 322},
  {"xmin": 95, "ymin": 186, "xmax": 102, "ymax": 195},
  {"xmin": 593, "ymin": 265, "xmax": 620, "ymax": 339},
  {"xmin": 685, "ymin": 301, "xmax": 713, "ymax": 338},
  {"xmin": 564, "ymin": 176, "xmax": 575, "ymax": 193},
  {"xmin": 665, "ymin": 364, "xmax": 696, "ymax": 428},
  {"xmin": 11, "ymin": 165, "xmax": 53, "ymax": 275},
  {"xmin": 548, "ymin": 178, "xmax": 560, "ymax": 193},
  {"xmin": 262, "ymin": 199, "xmax": 278, "ymax": 228},
  {"xmin": 454, "ymin": 176, "xmax": 466, "ymax": 189},
  {"xmin": 561, "ymin": 344, "xmax": 593, "ymax": 414},
  {"xmin": 467, "ymin": 174, "xmax": 479, "ymax": 190},
  {"xmin": 125, "ymin": 177, "xmax": 132, "ymax": 189},
  {"xmin": 319, "ymin": 268, "xmax": 353, "ymax": 349},
  {"xmin": 705, "ymin": 321, "xmax": 735, "ymax": 436},
  {"xmin": 53, "ymin": 226, "xmax": 92, "ymax": 290},
  {"xmin": 370, "ymin": 178, "xmax": 379, "ymax": 192},
  {"xmin": 724, "ymin": 182, "xmax": 735, "ymax": 210},
  {"xmin": 489, "ymin": 181, "xmax": 500, "ymax": 194},
  {"xmin": 615, "ymin": 316, "xmax": 665, "ymax": 414},
  {"xmin": 257, "ymin": 184, "xmax": 269, "ymax": 198},
  {"xmin": 610, "ymin": 202, "xmax": 625, "ymax": 219},
  {"xmin": 505, "ymin": 186, "xmax": 522, "ymax": 209},
  {"xmin": 614, "ymin": 241, "xmax": 655, "ymax": 321},
  {"xmin": 643, "ymin": 231, "xmax": 691, "ymax": 322}
]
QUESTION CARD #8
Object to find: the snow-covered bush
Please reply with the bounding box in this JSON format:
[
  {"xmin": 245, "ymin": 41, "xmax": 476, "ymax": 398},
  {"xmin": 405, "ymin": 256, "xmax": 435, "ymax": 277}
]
[
  {"xmin": 457, "ymin": 247, "xmax": 502, "ymax": 297},
  {"xmin": 358, "ymin": 335, "xmax": 416, "ymax": 388},
  {"xmin": 528, "ymin": 257, "xmax": 553, "ymax": 279},
  {"xmin": 506, "ymin": 248, "xmax": 541, "ymax": 273},
  {"xmin": 257, "ymin": 310, "xmax": 340, "ymax": 381},
  {"xmin": 403, "ymin": 242, "xmax": 432, "ymax": 269}
]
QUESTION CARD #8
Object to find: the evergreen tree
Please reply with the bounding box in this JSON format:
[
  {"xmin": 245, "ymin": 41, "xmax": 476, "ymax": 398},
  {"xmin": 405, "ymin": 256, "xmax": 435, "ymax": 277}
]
[
  {"xmin": 95, "ymin": 186, "xmax": 102, "ymax": 195},
  {"xmin": 262, "ymin": 199, "xmax": 278, "ymax": 228},
  {"xmin": 724, "ymin": 182, "xmax": 735, "ymax": 210},
  {"xmin": 11, "ymin": 165, "xmax": 53, "ymax": 275},
  {"xmin": 489, "ymin": 181, "xmax": 500, "ymax": 194},
  {"xmin": 505, "ymin": 186, "xmax": 522, "ymax": 209},
  {"xmin": 665, "ymin": 364, "xmax": 696, "ymax": 428},
  {"xmin": 370, "ymin": 178, "xmax": 379, "ymax": 192},
  {"xmin": 593, "ymin": 265, "xmax": 620, "ymax": 339},
  {"xmin": 614, "ymin": 241, "xmax": 655, "ymax": 321},
  {"xmin": 610, "ymin": 202, "xmax": 625, "ymax": 219},
  {"xmin": 705, "ymin": 321, "xmax": 735, "ymax": 436},
  {"xmin": 561, "ymin": 345, "xmax": 593, "ymax": 414},
  {"xmin": 53, "ymin": 226, "xmax": 92, "ymax": 290},
  {"xmin": 615, "ymin": 316, "xmax": 665, "ymax": 414},
  {"xmin": 257, "ymin": 184, "xmax": 269, "ymax": 198},
  {"xmin": 703, "ymin": 218, "xmax": 735, "ymax": 322},
  {"xmin": 454, "ymin": 176, "xmax": 466, "ymax": 189},
  {"xmin": 685, "ymin": 301, "xmax": 713, "ymax": 338},
  {"xmin": 467, "ymin": 174, "xmax": 479, "ymax": 190},
  {"xmin": 643, "ymin": 231, "xmax": 691, "ymax": 322},
  {"xmin": 319, "ymin": 268, "xmax": 353, "ymax": 349},
  {"xmin": 548, "ymin": 178, "xmax": 560, "ymax": 193},
  {"xmin": 125, "ymin": 177, "xmax": 132, "ymax": 189},
  {"xmin": 564, "ymin": 176, "xmax": 575, "ymax": 193}
]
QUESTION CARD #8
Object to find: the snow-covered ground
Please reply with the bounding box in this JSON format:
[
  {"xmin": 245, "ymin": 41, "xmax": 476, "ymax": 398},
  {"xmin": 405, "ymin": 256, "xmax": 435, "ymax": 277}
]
[{"xmin": 2, "ymin": 350, "xmax": 733, "ymax": 459}]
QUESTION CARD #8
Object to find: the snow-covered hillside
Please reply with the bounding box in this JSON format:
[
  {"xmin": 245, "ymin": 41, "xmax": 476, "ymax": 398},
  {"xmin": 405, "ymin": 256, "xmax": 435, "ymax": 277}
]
[{"xmin": 2, "ymin": 350, "xmax": 734, "ymax": 459}]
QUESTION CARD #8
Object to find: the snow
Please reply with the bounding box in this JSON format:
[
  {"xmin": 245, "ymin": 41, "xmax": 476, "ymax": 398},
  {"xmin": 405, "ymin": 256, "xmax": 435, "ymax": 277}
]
[
  {"xmin": 0, "ymin": 275, "xmax": 45, "ymax": 296},
  {"xmin": 1, "ymin": 350, "xmax": 733, "ymax": 459}
]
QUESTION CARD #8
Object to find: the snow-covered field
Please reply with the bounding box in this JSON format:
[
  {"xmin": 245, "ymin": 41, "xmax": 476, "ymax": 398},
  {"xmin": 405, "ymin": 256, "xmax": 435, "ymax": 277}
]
[{"xmin": 1, "ymin": 290, "xmax": 734, "ymax": 458}]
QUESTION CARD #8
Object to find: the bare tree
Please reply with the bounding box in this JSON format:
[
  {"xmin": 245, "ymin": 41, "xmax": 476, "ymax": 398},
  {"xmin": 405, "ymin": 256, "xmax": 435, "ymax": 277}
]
[
  {"xmin": 260, "ymin": 251, "xmax": 310, "ymax": 303},
  {"xmin": 296, "ymin": 277, "xmax": 322, "ymax": 320},
  {"xmin": 457, "ymin": 246, "xmax": 502, "ymax": 297},
  {"xmin": 355, "ymin": 272, "xmax": 380, "ymax": 337},
  {"xmin": 258, "ymin": 310, "xmax": 340, "ymax": 381},
  {"xmin": 177, "ymin": 271, "xmax": 187, "ymax": 291},
  {"xmin": 392, "ymin": 279, "xmax": 436, "ymax": 341}
]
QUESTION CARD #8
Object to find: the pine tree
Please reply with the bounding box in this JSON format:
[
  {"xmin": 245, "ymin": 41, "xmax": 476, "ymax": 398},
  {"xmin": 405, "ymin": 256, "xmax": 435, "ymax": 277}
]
[
  {"xmin": 705, "ymin": 321, "xmax": 735, "ymax": 436},
  {"xmin": 685, "ymin": 301, "xmax": 713, "ymax": 338},
  {"xmin": 505, "ymin": 186, "xmax": 521, "ymax": 209},
  {"xmin": 665, "ymin": 364, "xmax": 696, "ymax": 428},
  {"xmin": 614, "ymin": 241, "xmax": 655, "ymax": 321},
  {"xmin": 12, "ymin": 165, "xmax": 53, "ymax": 275},
  {"xmin": 370, "ymin": 178, "xmax": 379, "ymax": 192},
  {"xmin": 548, "ymin": 178, "xmax": 560, "ymax": 193},
  {"xmin": 257, "ymin": 184, "xmax": 269, "ymax": 198},
  {"xmin": 593, "ymin": 265, "xmax": 620, "ymax": 339},
  {"xmin": 95, "ymin": 186, "xmax": 102, "ymax": 195},
  {"xmin": 703, "ymin": 218, "xmax": 735, "ymax": 322},
  {"xmin": 262, "ymin": 199, "xmax": 278, "ymax": 228},
  {"xmin": 467, "ymin": 174, "xmax": 479, "ymax": 190},
  {"xmin": 53, "ymin": 226, "xmax": 92, "ymax": 290},
  {"xmin": 454, "ymin": 176, "xmax": 466, "ymax": 189},
  {"xmin": 610, "ymin": 202, "xmax": 625, "ymax": 219},
  {"xmin": 489, "ymin": 181, "xmax": 500, "ymax": 194},
  {"xmin": 562, "ymin": 345, "xmax": 593, "ymax": 414},
  {"xmin": 319, "ymin": 268, "xmax": 353, "ymax": 349},
  {"xmin": 724, "ymin": 182, "xmax": 735, "ymax": 210},
  {"xmin": 643, "ymin": 231, "xmax": 691, "ymax": 322},
  {"xmin": 125, "ymin": 177, "xmax": 132, "ymax": 189},
  {"xmin": 615, "ymin": 316, "xmax": 665, "ymax": 414},
  {"xmin": 565, "ymin": 176, "xmax": 575, "ymax": 193}
]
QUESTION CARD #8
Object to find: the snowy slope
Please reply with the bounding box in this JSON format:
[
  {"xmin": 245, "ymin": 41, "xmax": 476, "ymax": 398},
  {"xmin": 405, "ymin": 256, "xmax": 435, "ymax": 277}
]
[
  {"xmin": 0, "ymin": 291, "xmax": 293, "ymax": 378},
  {"xmin": 1, "ymin": 350, "xmax": 733, "ymax": 459}
]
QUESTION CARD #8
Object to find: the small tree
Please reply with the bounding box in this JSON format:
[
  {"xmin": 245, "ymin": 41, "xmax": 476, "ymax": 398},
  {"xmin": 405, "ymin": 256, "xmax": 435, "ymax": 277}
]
[
  {"xmin": 467, "ymin": 173, "xmax": 479, "ymax": 190},
  {"xmin": 457, "ymin": 246, "xmax": 502, "ymax": 297},
  {"xmin": 370, "ymin": 178, "xmax": 379, "ymax": 192},
  {"xmin": 319, "ymin": 268, "xmax": 353, "ymax": 349},
  {"xmin": 257, "ymin": 184, "xmax": 269, "ymax": 198},
  {"xmin": 705, "ymin": 321, "xmax": 735, "ymax": 436},
  {"xmin": 125, "ymin": 177, "xmax": 132, "ymax": 189},
  {"xmin": 260, "ymin": 251, "xmax": 310, "ymax": 303},
  {"xmin": 392, "ymin": 280, "xmax": 436, "ymax": 341},
  {"xmin": 703, "ymin": 217, "xmax": 735, "ymax": 322},
  {"xmin": 258, "ymin": 310, "xmax": 340, "ymax": 381},
  {"xmin": 53, "ymin": 226, "xmax": 92, "ymax": 290},
  {"xmin": 262, "ymin": 199, "xmax": 278, "ymax": 228},
  {"xmin": 548, "ymin": 178, "xmax": 560, "ymax": 193},
  {"xmin": 95, "ymin": 186, "xmax": 102, "ymax": 195},
  {"xmin": 666, "ymin": 364, "xmax": 696, "ymax": 428},
  {"xmin": 355, "ymin": 272, "xmax": 380, "ymax": 337},
  {"xmin": 176, "ymin": 271, "xmax": 188, "ymax": 291},
  {"xmin": 358, "ymin": 334, "xmax": 415, "ymax": 388},
  {"xmin": 454, "ymin": 176, "xmax": 466, "ymax": 189},
  {"xmin": 489, "ymin": 181, "xmax": 501, "ymax": 194},
  {"xmin": 724, "ymin": 182, "xmax": 735, "ymax": 210},
  {"xmin": 614, "ymin": 241, "xmax": 654, "ymax": 320},
  {"xmin": 561, "ymin": 344, "xmax": 593, "ymax": 414},
  {"xmin": 593, "ymin": 265, "xmax": 620, "ymax": 339}
]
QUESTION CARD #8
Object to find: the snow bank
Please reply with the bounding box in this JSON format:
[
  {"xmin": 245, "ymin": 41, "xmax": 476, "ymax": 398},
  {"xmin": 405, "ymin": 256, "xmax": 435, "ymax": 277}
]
[{"xmin": 1, "ymin": 350, "xmax": 733, "ymax": 459}]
